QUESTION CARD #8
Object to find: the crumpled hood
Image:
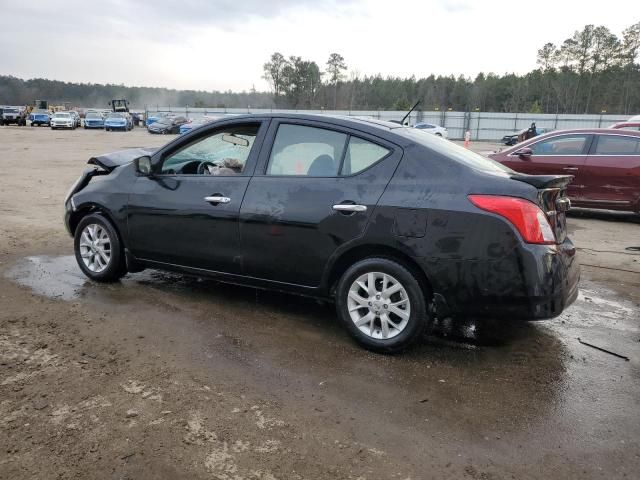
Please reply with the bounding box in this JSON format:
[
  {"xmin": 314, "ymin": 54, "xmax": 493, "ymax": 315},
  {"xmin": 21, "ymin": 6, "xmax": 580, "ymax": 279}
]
[{"xmin": 88, "ymin": 147, "xmax": 158, "ymax": 171}]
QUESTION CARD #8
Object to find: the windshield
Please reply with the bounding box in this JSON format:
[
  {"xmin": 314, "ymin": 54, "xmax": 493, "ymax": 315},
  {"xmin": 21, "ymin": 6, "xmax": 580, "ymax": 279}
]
[
  {"xmin": 54, "ymin": 113, "xmax": 70, "ymax": 118},
  {"xmin": 86, "ymin": 112, "xmax": 102, "ymax": 119},
  {"xmin": 107, "ymin": 113, "xmax": 124, "ymax": 119},
  {"xmin": 402, "ymin": 128, "xmax": 513, "ymax": 173},
  {"xmin": 156, "ymin": 119, "xmax": 172, "ymax": 125},
  {"xmin": 5, "ymin": 108, "xmax": 18, "ymax": 113}
]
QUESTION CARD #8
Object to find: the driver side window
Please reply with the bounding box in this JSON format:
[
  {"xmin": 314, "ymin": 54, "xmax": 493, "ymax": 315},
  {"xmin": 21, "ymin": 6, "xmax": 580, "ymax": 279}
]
[{"xmin": 160, "ymin": 123, "xmax": 260, "ymax": 175}]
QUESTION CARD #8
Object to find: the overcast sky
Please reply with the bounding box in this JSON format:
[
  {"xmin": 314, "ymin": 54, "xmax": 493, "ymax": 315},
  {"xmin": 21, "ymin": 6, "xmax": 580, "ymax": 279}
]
[{"xmin": 0, "ymin": 0, "xmax": 636, "ymax": 92}]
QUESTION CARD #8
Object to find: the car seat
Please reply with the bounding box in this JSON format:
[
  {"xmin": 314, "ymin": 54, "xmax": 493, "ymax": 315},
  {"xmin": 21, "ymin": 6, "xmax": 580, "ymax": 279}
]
[{"xmin": 307, "ymin": 155, "xmax": 335, "ymax": 176}]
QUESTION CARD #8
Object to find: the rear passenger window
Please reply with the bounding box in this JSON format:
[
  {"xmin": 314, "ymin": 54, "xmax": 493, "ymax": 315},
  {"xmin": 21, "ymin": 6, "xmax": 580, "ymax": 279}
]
[
  {"xmin": 594, "ymin": 135, "xmax": 640, "ymax": 155},
  {"xmin": 267, "ymin": 124, "xmax": 347, "ymax": 176},
  {"xmin": 530, "ymin": 135, "xmax": 589, "ymax": 155},
  {"xmin": 341, "ymin": 137, "xmax": 390, "ymax": 175}
]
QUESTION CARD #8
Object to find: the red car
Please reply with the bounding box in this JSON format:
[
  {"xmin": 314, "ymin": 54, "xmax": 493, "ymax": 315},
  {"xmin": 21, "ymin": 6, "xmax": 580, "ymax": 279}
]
[
  {"xmin": 489, "ymin": 129, "xmax": 640, "ymax": 213},
  {"xmin": 610, "ymin": 121, "xmax": 640, "ymax": 132}
]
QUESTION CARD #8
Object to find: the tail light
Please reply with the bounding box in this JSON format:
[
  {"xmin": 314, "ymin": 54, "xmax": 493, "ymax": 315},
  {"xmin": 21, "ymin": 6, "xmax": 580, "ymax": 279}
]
[{"xmin": 468, "ymin": 195, "xmax": 556, "ymax": 245}]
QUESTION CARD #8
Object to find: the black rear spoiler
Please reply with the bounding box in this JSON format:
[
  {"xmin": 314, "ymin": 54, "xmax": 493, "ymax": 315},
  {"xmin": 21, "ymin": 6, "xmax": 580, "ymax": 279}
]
[{"xmin": 510, "ymin": 173, "xmax": 573, "ymax": 190}]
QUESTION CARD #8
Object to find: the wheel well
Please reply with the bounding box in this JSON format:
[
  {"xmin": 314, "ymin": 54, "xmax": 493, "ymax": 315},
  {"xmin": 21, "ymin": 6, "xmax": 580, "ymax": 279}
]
[
  {"xmin": 327, "ymin": 245, "xmax": 433, "ymax": 299},
  {"xmin": 68, "ymin": 205, "xmax": 120, "ymax": 239}
]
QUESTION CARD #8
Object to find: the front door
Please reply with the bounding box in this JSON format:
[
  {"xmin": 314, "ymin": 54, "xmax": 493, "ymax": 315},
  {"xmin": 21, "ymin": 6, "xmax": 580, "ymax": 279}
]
[
  {"xmin": 503, "ymin": 133, "xmax": 592, "ymax": 200},
  {"xmin": 239, "ymin": 120, "xmax": 402, "ymax": 287},
  {"xmin": 127, "ymin": 120, "xmax": 268, "ymax": 273}
]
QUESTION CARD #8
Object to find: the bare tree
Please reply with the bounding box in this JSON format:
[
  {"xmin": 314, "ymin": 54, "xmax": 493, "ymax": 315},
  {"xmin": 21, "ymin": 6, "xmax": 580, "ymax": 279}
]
[
  {"xmin": 326, "ymin": 53, "xmax": 347, "ymax": 109},
  {"xmin": 262, "ymin": 52, "xmax": 287, "ymax": 104},
  {"xmin": 620, "ymin": 22, "xmax": 640, "ymax": 113}
]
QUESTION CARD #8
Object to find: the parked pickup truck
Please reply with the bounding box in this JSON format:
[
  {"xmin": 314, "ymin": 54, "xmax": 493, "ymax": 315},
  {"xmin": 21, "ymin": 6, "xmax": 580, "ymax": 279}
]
[{"xmin": 2, "ymin": 107, "xmax": 27, "ymax": 126}]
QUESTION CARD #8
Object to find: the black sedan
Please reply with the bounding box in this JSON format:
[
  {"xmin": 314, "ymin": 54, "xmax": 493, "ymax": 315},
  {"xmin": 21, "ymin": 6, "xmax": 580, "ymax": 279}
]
[
  {"xmin": 64, "ymin": 114, "xmax": 579, "ymax": 352},
  {"xmin": 147, "ymin": 115, "xmax": 189, "ymax": 134}
]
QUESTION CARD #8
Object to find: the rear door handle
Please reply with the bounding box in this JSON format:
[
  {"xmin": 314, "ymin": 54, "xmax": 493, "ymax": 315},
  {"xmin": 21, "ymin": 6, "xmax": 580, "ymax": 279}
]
[
  {"xmin": 563, "ymin": 167, "xmax": 579, "ymax": 171},
  {"xmin": 204, "ymin": 196, "xmax": 230, "ymax": 204},
  {"xmin": 332, "ymin": 204, "xmax": 367, "ymax": 213}
]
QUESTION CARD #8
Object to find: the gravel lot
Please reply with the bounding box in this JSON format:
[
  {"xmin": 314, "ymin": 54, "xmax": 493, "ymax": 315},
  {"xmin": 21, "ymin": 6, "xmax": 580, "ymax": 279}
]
[{"xmin": 1, "ymin": 125, "xmax": 639, "ymax": 479}]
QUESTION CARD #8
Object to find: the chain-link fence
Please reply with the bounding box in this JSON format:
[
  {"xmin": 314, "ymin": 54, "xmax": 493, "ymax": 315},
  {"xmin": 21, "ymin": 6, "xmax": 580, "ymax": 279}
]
[{"xmin": 144, "ymin": 106, "xmax": 633, "ymax": 141}]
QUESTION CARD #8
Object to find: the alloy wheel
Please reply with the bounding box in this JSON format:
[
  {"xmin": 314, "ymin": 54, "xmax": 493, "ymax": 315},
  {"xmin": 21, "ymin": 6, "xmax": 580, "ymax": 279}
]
[
  {"xmin": 79, "ymin": 224, "xmax": 112, "ymax": 273},
  {"xmin": 347, "ymin": 272, "xmax": 411, "ymax": 340}
]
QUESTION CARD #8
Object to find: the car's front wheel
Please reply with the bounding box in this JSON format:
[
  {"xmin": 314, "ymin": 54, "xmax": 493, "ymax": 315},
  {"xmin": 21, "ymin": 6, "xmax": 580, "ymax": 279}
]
[
  {"xmin": 74, "ymin": 214, "xmax": 126, "ymax": 282},
  {"xmin": 335, "ymin": 257, "xmax": 429, "ymax": 353}
]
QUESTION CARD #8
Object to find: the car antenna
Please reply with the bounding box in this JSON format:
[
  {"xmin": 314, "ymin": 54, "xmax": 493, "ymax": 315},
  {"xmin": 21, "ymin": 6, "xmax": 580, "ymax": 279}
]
[{"xmin": 391, "ymin": 100, "xmax": 421, "ymax": 126}]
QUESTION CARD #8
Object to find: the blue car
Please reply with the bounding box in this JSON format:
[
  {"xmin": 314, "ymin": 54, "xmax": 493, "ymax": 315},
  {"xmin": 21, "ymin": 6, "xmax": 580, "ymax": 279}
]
[
  {"xmin": 179, "ymin": 121, "xmax": 199, "ymax": 135},
  {"xmin": 29, "ymin": 110, "xmax": 50, "ymax": 127},
  {"xmin": 145, "ymin": 113, "xmax": 169, "ymax": 126},
  {"xmin": 104, "ymin": 113, "xmax": 133, "ymax": 131},
  {"xmin": 84, "ymin": 111, "xmax": 105, "ymax": 129}
]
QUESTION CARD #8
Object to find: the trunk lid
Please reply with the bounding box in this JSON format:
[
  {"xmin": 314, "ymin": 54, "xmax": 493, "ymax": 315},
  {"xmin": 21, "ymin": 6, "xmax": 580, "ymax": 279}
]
[{"xmin": 511, "ymin": 173, "xmax": 573, "ymax": 243}]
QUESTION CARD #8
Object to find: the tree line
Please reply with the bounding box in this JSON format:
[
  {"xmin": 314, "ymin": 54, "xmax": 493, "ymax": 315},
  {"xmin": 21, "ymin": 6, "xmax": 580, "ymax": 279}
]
[
  {"xmin": 1, "ymin": 21, "xmax": 638, "ymax": 114},
  {"xmin": 262, "ymin": 22, "xmax": 639, "ymax": 114}
]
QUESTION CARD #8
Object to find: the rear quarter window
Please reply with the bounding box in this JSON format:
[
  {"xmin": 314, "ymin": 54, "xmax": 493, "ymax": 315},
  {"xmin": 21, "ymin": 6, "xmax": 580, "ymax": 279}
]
[{"xmin": 341, "ymin": 137, "xmax": 390, "ymax": 175}]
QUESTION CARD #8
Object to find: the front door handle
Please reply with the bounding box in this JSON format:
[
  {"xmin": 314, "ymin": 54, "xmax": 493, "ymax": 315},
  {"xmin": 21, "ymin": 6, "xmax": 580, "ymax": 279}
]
[
  {"xmin": 563, "ymin": 167, "xmax": 579, "ymax": 171},
  {"xmin": 332, "ymin": 204, "xmax": 367, "ymax": 213},
  {"xmin": 204, "ymin": 195, "xmax": 230, "ymax": 204}
]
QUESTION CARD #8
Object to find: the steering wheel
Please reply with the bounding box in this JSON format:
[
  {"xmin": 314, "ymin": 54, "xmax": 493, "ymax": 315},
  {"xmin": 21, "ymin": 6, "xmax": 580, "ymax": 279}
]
[{"xmin": 197, "ymin": 161, "xmax": 217, "ymax": 175}]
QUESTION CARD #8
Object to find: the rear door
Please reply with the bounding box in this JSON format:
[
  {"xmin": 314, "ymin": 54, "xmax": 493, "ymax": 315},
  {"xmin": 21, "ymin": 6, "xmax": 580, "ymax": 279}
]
[
  {"xmin": 503, "ymin": 133, "xmax": 592, "ymax": 200},
  {"xmin": 239, "ymin": 120, "xmax": 402, "ymax": 287},
  {"xmin": 580, "ymin": 133, "xmax": 640, "ymax": 210}
]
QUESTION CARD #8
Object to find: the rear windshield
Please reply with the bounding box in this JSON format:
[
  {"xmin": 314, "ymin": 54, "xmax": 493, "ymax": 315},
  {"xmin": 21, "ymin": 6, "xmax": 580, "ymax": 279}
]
[{"xmin": 401, "ymin": 128, "xmax": 513, "ymax": 173}]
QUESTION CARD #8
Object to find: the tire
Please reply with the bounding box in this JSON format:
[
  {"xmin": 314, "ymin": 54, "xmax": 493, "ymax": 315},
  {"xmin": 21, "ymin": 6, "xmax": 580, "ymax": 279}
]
[
  {"xmin": 435, "ymin": 132, "xmax": 442, "ymax": 137},
  {"xmin": 74, "ymin": 213, "xmax": 126, "ymax": 282},
  {"xmin": 335, "ymin": 257, "xmax": 429, "ymax": 353}
]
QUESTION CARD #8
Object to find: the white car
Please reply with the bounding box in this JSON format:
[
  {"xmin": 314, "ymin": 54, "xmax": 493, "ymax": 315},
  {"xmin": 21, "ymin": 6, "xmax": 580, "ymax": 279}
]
[
  {"xmin": 413, "ymin": 122, "xmax": 448, "ymax": 138},
  {"xmin": 50, "ymin": 112, "xmax": 76, "ymax": 130}
]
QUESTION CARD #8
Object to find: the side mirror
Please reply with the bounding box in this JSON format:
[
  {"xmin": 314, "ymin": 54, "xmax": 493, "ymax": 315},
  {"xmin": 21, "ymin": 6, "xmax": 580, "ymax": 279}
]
[
  {"xmin": 515, "ymin": 147, "xmax": 533, "ymax": 158},
  {"xmin": 134, "ymin": 156, "xmax": 153, "ymax": 176}
]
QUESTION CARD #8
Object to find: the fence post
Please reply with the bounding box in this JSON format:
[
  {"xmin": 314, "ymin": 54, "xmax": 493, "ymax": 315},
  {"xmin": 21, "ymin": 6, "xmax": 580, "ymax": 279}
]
[{"xmin": 553, "ymin": 113, "xmax": 559, "ymax": 130}]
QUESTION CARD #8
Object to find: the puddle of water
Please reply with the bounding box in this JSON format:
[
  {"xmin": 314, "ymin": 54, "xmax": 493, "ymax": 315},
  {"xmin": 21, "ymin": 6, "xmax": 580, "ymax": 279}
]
[{"xmin": 7, "ymin": 255, "xmax": 87, "ymax": 301}]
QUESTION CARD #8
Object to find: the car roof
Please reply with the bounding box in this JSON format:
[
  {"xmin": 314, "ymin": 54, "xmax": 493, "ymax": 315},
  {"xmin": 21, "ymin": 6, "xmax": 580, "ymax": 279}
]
[
  {"xmin": 528, "ymin": 128, "xmax": 640, "ymax": 138},
  {"xmin": 209, "ymin": 112, "xmax": 405, "ymax": 137}
]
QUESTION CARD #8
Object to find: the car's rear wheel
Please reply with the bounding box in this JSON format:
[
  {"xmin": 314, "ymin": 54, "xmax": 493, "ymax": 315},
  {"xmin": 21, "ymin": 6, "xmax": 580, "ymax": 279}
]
[
  {"xmin": 74, "ymin": 214, "xmax": 126, "ymax": 282},
  {"xmin": 335, "ymin": 257, "xmax": 429, "ymax": 353}
]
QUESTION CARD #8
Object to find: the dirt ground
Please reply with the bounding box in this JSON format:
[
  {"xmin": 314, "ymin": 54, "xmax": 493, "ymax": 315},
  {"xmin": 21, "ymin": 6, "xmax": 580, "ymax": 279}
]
[{"xmin": 0, "ymin": 125, "xmax": 639, "ymax": 480}]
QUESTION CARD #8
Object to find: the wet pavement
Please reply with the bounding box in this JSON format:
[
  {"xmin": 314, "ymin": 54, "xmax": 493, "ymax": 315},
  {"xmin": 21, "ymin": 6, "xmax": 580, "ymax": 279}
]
[{"xmin": 4, "ymin": 254, "xmax": 640, "ymax": 478}]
